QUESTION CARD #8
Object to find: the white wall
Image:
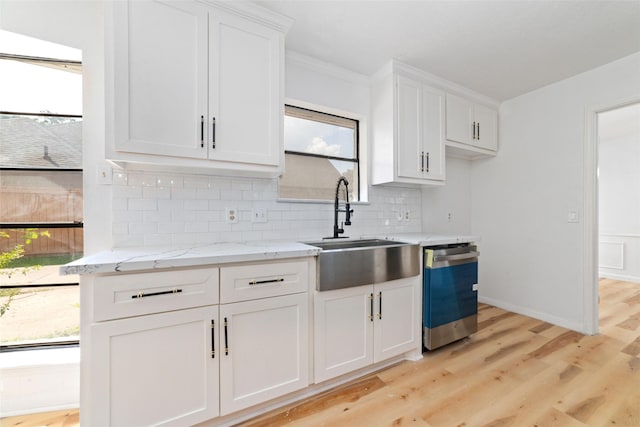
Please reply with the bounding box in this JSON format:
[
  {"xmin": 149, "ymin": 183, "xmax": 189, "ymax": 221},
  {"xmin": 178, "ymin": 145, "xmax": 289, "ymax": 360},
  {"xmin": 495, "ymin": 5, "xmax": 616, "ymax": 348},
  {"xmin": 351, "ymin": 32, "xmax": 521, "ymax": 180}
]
[
  {"xmin": 598, "ymin": 104, "xmax": 640, "ymax": 282},
  {"xmin": 471, "ymin": 52, "xmax": 640, "ymax": 333},
  {"xmin": 421, "ymin": 155, "xmax": 473, "ymax": 234}
]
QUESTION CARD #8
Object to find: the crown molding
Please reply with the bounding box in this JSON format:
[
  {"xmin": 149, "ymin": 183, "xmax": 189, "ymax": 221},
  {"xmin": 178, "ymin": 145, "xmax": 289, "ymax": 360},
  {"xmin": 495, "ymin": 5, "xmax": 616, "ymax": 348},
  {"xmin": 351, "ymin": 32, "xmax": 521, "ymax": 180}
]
[
  {"xmin": 202, "ymin": 0, "xmax": 294, "ymax": 33},
  {"xmin": 285, "ymin": 50, "xmax": 370, "ymax": 87}
]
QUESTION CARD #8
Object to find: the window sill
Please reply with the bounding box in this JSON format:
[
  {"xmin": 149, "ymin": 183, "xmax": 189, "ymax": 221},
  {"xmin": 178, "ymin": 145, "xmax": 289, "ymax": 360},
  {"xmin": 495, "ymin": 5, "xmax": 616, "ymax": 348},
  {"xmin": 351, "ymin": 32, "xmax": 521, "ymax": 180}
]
[
  {"xmin": 0, "ymin": 346, "xmax": 79, "ymax": 369},
  {"xmin": 0, "ymin": 347, "xmax": 80, "ymax": 417}
]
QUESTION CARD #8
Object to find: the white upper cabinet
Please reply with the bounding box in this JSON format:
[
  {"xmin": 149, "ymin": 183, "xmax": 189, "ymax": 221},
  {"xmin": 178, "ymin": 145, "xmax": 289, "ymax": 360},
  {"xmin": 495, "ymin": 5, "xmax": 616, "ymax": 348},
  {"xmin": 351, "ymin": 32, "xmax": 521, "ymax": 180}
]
[
  {"xmin": 446, "ymin": 93, "xmax": 498, "ymax": 154},
  {"xmin": 112, "ymin": 0, "xmax": 209, "ymax": 159},
  {"xmin": 396, "ymin": 76, "xmax": 446, "ymax": 182},
  {"xmin": 372, "ymin": 72, "xmax": 446, "ymax": 186},
  {"xmin": 209, "ymin": 9, "xmax": 282, "ymax": 167},
  {"xmin": 108, "ymin": 0, "xmax": 290, "ymax": 174}
]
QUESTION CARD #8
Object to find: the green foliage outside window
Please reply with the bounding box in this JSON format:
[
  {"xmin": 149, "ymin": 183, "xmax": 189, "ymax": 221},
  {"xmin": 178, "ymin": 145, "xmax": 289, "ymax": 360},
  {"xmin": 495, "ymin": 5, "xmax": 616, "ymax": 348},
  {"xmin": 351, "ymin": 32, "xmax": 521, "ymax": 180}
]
[{"xmin": 0, "ymin": 229, "xmax": 50, "ymax": 317}]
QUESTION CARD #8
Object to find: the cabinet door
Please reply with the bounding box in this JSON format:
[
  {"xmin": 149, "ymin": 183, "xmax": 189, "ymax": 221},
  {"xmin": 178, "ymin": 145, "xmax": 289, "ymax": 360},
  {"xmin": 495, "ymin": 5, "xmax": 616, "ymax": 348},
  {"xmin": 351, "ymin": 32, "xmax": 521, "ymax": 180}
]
[
  {"xmin": 421, "ymin": 85, "xmax": 446, "ymax": 181},
  {"xmin": 91, "ymin": 306, "xmax": 219, "ymax": 427},
  {"xmin": 314, "ymin": 286, "xmax": 374, "ymax": 383},
  {"xmin": 396, "ymin": 76, "xmax": 423, "ymax": 180},
  {"xmin": 219, "ymin": 293, "xmax": 308, "ymax": 415},
  {"xmin": 445, "ymin": 93, "xmax": 474, "ymax": 145},
  {"xmin": 113, "ymin": 0, "xmax": 209, "ymax": 158},
  {"xmin": 209, "ymin": 10, "xmax": 282, "ymax": 167},
  {"xmin": 474, "ymin": 104, "xmax": 498, "ymax": 151},
  {"xmin": 373, "ymin": 277, "xmax": 422, "ymax": 363}
]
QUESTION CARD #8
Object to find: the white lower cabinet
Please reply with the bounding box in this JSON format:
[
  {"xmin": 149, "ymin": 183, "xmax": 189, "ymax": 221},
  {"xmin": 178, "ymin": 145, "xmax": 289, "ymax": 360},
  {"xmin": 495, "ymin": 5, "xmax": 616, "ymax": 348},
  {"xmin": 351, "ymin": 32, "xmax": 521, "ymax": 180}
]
[
  {"xmin": 313, "ymin": 276, "xmax": 421, "ymax": 383},
  {"xmin": 219, "ymin": 293, "xmax": 309, "ymax": 415},
  {"xmin": 91, "ymin": 306, "xmax": 220, "ymax": 427},
  {"xmin": 84, "ymin": 258, "xmax": 312, "ymax": 426}
]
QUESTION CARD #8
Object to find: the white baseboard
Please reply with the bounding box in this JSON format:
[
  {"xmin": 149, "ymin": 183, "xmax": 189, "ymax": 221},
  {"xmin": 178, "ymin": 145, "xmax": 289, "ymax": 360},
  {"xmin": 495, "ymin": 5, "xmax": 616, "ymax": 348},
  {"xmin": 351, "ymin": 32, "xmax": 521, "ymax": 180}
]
[{"xmin": 598, "ymin": 271, "xmax": 640, "ymax": 284}]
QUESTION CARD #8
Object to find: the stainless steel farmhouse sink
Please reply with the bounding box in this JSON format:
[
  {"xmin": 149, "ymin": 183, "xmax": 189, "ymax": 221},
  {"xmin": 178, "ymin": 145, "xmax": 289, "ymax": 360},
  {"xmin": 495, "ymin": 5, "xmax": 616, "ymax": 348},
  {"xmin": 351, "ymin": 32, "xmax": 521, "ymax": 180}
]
[{"xmin": 304, "ymin": 239, "xmax": 420, "ymax": 291}]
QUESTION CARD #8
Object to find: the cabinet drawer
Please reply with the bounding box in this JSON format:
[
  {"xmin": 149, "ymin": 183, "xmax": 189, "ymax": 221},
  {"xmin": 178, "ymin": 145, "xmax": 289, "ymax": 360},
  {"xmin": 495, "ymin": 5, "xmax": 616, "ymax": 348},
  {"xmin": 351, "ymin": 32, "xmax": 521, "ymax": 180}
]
[
  {"xmin": 93, "ymin": 268, "xmax": 219, "ymax": 321},
  {"xmin": 220, "ymin": 260, "xmax": 308, "ymax": 303}
]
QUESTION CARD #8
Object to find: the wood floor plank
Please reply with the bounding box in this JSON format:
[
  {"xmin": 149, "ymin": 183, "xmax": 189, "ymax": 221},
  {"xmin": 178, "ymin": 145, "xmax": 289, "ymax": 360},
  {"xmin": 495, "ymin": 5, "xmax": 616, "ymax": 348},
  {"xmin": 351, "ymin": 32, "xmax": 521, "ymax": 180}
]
[
  {"xmin": 553, "ymin": 352, "xmax": 640, "ymax": 425},
  {"xmin": 621, "ymin": 335, "xmax": 640, "ymax": 357}
]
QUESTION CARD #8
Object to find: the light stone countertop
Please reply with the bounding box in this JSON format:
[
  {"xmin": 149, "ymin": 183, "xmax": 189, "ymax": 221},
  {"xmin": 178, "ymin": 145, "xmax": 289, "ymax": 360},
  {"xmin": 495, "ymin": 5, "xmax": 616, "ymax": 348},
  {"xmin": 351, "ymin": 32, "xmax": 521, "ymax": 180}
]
[
  {"xmin": 376, "ymin": 233, "xmax": 480, "ymax": 246},
  {"xmin": 61, "ymin": 233, "xmax": 480, "ymax": 275},
  {"xmin": 60, "ymin": 240, "xmax": 320, "ymax": 275}
]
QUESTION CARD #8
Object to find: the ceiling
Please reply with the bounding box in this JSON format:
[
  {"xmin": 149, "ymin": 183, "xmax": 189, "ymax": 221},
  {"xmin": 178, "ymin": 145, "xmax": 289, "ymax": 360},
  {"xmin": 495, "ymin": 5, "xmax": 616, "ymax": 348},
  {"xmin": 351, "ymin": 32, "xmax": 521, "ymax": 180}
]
[{"xmin": 256, "ymin": 1, "xmax": 640, "ymax": 101}]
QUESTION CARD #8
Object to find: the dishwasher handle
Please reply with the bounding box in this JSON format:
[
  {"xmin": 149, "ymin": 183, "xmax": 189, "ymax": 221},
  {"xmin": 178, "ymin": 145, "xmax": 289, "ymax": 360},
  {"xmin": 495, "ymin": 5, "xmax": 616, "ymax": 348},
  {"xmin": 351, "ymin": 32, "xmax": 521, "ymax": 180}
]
[{"xmin": 433, "ymin": 251, "xmax": 479, "ymax": 263}]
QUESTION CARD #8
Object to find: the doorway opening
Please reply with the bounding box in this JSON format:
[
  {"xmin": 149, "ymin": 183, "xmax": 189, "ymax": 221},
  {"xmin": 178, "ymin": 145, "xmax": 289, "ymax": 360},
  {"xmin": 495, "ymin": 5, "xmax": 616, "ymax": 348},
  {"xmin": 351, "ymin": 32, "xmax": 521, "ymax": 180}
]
[{"xmin": 586, "ymin": 100, "xmax": 640, "ymax": 335}]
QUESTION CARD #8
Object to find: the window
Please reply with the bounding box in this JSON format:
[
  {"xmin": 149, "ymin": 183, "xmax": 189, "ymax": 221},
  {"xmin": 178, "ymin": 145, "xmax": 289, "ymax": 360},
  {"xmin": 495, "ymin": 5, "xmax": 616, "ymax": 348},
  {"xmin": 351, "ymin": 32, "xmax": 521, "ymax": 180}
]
[
  {"xmin": 279, "ymin": 105, "xmax": 359, "ymax": 201},
  {"xmin": 0, "ymin": 30, "xmax": 83, "ymax": 350}
]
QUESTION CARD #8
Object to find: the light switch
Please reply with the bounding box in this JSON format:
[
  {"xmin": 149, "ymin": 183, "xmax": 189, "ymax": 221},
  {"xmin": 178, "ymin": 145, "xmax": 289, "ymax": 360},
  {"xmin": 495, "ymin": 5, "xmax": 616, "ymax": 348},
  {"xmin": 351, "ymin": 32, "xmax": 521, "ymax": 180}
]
[
  {"xmin": 96, "ymin": 164, "xmax": 112, "ymax": 185},
  {"xmin": 567, "ymin": 210, "xmax": 579, "ymax": 223}
]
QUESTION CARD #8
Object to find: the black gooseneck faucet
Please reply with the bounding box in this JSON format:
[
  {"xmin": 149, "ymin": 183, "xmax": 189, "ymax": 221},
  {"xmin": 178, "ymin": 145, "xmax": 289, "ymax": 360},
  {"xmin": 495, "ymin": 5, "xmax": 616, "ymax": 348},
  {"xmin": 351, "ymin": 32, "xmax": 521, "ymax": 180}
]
[{"xmin": 332, "ymin": 176, "xmax": 354, "ymax": 238}]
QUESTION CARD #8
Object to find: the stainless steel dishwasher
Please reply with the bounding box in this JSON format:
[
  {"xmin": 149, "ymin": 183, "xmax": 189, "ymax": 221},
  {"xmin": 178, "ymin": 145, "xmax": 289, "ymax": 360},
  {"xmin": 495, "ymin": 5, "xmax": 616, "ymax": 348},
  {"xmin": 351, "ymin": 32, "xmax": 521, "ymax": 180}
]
[{"xmin": 423, "ymin": 243, "xmax": 479, "ymax": 350}]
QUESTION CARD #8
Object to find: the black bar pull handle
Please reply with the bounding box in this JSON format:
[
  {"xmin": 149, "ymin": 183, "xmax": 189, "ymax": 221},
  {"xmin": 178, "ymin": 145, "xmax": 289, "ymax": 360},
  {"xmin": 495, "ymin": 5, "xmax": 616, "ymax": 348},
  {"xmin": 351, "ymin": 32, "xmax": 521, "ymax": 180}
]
[
  {"xmin": 378, "ymin": 292, "xmax": 382, "ymax": 320},
  {"xmin": 426, "ymin": 152, "xmax": 430, "ymax": 173},
  {"xmin": 420, "ymin": 151, "xmax": 425, "ymax": 172},
  {"xmin": 210, "ymin": 319, "xmax": 215, "ymax": 359},
  {"xmin": 249, "ymin": 277, "xmax": 284, "ymax": 286},
  {"xmin": 224, "ymin": 317, "xmax": 229, "ymax": 356},
  {"xmin": 212, "ymin": 117, "xmax": 216, "ymax": 149},
  {"xmin": 200, "ymin": 116, "xmax": 204, "ymax": 148},
  {"xmin": 131, "ymin": 288, "xmax": 182, "ymax": 299},
  {"xmin": 477, "ymin": 122, "xmax": 480, "ymax": 140},
  {"xmin": 369, "ymin": 293, "xmax": 374, "ymax": 322}
]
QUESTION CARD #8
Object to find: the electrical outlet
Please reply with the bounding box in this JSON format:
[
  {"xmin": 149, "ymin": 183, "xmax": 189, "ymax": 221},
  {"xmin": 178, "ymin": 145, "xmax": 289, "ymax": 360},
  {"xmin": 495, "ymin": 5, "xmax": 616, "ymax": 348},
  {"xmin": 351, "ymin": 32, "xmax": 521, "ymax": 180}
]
[
  {"xmin": 225, "ymin": 207, "xmax": 239, "ymax": 224},
  {"xmin": 447, "ymin": 212, "xmax": 453, "ymax": 222},
  {"xmin": 404, "ymin": 210, "xmax": 410, "ymax": 221},
  {"xmin": 252, "ymin": 208, "xmax": 267, "ymax": 223}
]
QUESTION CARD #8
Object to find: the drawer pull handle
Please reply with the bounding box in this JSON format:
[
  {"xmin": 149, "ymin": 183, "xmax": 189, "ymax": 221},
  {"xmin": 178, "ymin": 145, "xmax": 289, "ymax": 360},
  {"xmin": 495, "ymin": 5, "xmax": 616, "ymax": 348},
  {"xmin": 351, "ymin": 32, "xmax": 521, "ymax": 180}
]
[
  {"xmin": 248, "ymin": 277, "xmax": 284, "ymax": 286},
  {"xmin": 224, "ymin": 317, "xmax": 229, "ymax": 356},
  {"xmin": 369, "ymin": 293, "xmax": 374, "ymax": 322},
  {"xmin": 131, "ymin": 288, "xmax": 182, "ymax": 299},
  {"xmin": 212, "ymin": 117, "xmax": 216, "ymax": 149},
  {"xmin": 210, "ymin": 319, "xmax": 216, "ymax": 359},
  {"xmin": 200, "ymin": 115, "xmax": 204, "ymax": 148},
  {"xmin": 378, "ymin": 291, "xmax": 382, "ymax": 320}
]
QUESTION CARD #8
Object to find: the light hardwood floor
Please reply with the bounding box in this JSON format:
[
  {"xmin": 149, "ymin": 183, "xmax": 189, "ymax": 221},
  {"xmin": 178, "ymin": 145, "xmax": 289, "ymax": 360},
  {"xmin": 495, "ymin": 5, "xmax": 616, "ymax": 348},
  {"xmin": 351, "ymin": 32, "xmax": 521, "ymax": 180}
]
[{"xmin": 2, "ymin": 279, "xmax": 639, "ymax": 427}]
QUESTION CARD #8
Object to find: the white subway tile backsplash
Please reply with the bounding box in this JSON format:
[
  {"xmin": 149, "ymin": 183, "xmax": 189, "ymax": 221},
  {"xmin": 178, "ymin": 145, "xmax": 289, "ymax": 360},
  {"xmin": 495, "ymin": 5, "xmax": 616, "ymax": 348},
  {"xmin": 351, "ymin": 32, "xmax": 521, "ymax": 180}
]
[
  {"xmin": 112, "ymin": 171, "xmax": 128, "ymax": 186},
  {"xmin": 171, "ymin": 188, "xmax": 197, "ymax": 200},
  {"xmin": 156, "ymin": 175, "xmax": 183, "ymax": 188},
  {"xmin": 112, "ymin": 185, "xmax": 143, "ymax": 199},
  {"xmin": 184, "ymin": 222, "xmax": 209, "ymax": 233},
  {"xmin": 128, "ymin": 198, "xmax": 157, "ymax": 211},
  {"xmin": 183, "ymin": 176, "xmax": 210, "ymax": 189},
  {"xmin": 143, "ymin": 187, "xmax": 171, "ymax": 200},
  {"xmin": 128, "ymin": 173, "xmax": 156, "ymax": 187},
  {"xmin": 184, "ymin": 200, "xmax": 209, "ymax": 211},
  {"xmin": 111, "ymin": 170, "xmax": 422, "ymax": 248},
  {"xmin": 196, "ymin": 189, "xmax": 221, "ymax": 200}
]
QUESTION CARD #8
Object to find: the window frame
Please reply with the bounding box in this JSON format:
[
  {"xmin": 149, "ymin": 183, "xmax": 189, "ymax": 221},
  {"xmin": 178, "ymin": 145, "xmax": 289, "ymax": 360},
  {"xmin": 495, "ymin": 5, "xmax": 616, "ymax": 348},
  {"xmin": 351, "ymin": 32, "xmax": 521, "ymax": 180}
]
[
  {"xmin": 0, "ymin": 52, "xmax": 83, "ymax": 351},
  {"xmin": 280, "ymin": 104, "xmax": 361, "ymax": 202}
]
